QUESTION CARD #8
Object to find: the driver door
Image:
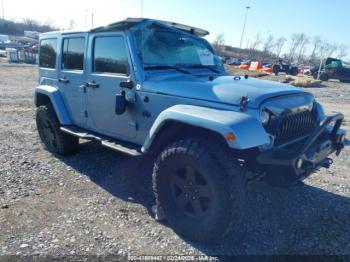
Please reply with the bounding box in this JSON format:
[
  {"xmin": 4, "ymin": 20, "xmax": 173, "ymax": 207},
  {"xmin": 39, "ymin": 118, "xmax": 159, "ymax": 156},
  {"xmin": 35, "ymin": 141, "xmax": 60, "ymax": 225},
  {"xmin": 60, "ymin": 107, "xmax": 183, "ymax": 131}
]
[{"xmin": 85, "ymin": 33, "xmax": 136, "ymax": 139}]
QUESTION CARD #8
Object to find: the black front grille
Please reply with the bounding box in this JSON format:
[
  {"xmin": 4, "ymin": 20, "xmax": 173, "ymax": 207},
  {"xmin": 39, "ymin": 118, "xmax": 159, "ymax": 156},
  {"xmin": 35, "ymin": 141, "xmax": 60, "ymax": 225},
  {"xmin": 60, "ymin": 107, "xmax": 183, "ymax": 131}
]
[{"xmin": 267, "ymin": 110, "xmax": 317, "ymax": 145}]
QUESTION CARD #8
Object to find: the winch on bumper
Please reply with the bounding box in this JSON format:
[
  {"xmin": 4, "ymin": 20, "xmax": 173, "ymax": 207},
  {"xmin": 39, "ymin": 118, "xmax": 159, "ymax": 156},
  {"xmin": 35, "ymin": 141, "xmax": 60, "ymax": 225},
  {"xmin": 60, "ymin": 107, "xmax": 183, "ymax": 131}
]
[{"xmin": 257, "ymin": 113, "xmax": 346, "ymax": 186}]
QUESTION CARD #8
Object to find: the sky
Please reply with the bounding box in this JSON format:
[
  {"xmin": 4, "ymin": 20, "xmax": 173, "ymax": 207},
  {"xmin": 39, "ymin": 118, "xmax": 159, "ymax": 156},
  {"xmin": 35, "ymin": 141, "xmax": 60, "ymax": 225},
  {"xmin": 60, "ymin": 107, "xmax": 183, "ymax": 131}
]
[{"xmin": 2, "ymin": 0, "xmax": 350, "ymax": 58}]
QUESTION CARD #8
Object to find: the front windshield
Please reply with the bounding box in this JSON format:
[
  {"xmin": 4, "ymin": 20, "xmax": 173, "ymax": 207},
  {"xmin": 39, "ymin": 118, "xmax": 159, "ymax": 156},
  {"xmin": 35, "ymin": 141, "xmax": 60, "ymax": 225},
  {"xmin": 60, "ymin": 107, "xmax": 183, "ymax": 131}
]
[{"xmin": 135, "ymin": 23, "xmax": 222, "ymax": 69}]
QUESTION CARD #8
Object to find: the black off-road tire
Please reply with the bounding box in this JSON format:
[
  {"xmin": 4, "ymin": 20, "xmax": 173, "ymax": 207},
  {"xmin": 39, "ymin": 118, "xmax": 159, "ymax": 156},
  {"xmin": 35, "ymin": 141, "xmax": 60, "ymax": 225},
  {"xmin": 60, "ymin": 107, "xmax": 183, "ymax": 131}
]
[
  {"xmin": 272, "ymin": 65, "xmax": 279, "ymax": 76},
  {"xmin": 319, "ymin": 73, "xmax": 329, "ymax": 81},
  {"xmin": 289, "ymin": 67, "xmax": 299, "ymax": 76},
  {"xmin": 152, "ymin": 138, "xmax": 247, "ymax": 243},
  {"xmin": 36, "ymin": 104, "xmax": 79, "ymax": 155},
  {"xmin": 313, "ymin": 72, "xmax": 329, "ymax": 81}
]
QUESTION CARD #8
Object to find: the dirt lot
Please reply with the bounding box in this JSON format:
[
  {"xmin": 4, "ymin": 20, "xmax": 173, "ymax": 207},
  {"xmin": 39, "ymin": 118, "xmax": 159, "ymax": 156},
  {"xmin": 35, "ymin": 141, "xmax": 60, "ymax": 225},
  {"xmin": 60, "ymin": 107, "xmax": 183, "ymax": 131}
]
[{"xmin": 0, "ymin": 61, "xmax": 350, "ymax": 259}]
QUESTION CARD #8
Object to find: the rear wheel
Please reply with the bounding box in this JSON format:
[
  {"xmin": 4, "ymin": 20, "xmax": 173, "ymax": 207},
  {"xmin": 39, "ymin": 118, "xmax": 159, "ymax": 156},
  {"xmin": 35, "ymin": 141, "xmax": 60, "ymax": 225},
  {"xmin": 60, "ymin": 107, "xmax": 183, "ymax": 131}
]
[
  {"xmin": 36, "ymin": 104, "xmax": 79, "ymax": 155},
  {"xmin": 153, "ymin": 138, "xmax": 247, "ymax": 243},
  {"xmin": 272, "ymin": 65, "xmax": 280, "ymax": 76}
]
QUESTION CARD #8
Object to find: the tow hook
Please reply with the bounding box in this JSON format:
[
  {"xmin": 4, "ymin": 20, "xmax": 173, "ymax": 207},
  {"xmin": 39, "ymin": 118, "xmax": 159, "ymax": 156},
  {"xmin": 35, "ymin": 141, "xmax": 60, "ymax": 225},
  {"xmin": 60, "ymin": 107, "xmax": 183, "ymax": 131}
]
[{"xmin": 321, "ymin": 158, "xmax": 333, "ymax": 169}]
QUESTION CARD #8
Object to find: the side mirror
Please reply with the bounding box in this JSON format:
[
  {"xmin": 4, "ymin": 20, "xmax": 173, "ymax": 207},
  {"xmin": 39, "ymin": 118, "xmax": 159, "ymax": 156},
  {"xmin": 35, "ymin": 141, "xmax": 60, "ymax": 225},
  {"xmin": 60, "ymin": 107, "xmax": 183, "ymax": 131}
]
[
  {"xmin": 120, "ymin": 80, "xmax": 134, "ymax": 89},
  {"xmin": 115, "ymin": 91, "xmax": 127, "ymax": 115}
]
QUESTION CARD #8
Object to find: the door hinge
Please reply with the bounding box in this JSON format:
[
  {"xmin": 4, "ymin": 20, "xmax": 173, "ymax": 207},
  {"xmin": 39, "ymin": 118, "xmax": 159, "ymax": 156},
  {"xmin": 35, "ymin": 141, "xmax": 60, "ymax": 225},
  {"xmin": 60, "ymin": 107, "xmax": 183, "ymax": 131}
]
[{"xmin": 84, "ymin": 110, "xmax": 88, "ymax": 118}]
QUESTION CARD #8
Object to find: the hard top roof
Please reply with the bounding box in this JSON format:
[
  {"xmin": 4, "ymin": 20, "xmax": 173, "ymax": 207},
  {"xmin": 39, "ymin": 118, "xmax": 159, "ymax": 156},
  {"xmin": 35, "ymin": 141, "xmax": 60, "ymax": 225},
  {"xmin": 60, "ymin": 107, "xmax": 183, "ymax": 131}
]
[{"xmin": 40, "ymin": 18, "xmax": 210, "ymax": 38}]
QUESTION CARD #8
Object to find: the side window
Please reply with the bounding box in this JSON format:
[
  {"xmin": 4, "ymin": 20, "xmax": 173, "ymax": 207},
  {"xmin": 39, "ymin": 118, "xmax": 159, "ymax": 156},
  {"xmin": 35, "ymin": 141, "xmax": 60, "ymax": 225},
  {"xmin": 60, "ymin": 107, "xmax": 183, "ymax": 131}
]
[
  {"xmin": 93, "ymin": 36, "xmax": 129, "ymax": 75},
  {"xmin": 39, "ymin": 38, "xmax": 57, "ymax": 68},
  {"xmin": 62, "ymin": 38, "xmax": 85, "ymax": 70}
]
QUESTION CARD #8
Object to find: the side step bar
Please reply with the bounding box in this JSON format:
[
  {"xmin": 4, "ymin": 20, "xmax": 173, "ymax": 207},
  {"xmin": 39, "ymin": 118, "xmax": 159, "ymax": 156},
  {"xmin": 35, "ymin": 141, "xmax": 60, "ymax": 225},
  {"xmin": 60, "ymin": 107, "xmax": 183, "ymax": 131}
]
[{"xmin": 60, "ymin": 126, "xmax": 142, "ymax": 156}]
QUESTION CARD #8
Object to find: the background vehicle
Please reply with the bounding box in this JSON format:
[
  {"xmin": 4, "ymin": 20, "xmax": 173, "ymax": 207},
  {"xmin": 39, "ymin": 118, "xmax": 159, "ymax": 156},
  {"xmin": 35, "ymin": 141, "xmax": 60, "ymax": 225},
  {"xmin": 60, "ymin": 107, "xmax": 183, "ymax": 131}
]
[
  {"xmin": 298, "ymin": 64, "xmax": 312, "ymax": 75},
  {"xmin": 272, "ymin": 60, "xmax": 299, "ymax": 76},
  {"xmin": 34, "ymin": 18, "xmax": 346, "ymax": 243},
  {"xmin": 227, "ymin": 57, "xmax": 242, "ymax": 65},
  {"xmin": 312, "ymin": 58, "xmax": 350, "ymax": 83}
]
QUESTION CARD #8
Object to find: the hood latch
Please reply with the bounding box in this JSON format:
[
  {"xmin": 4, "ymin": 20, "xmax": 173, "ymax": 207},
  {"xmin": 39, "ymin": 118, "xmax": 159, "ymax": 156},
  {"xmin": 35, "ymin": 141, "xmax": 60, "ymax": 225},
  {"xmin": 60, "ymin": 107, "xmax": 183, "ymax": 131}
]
[{"xmin": 240, "ymin": 95, "xmax": 250, "ymax": 112}]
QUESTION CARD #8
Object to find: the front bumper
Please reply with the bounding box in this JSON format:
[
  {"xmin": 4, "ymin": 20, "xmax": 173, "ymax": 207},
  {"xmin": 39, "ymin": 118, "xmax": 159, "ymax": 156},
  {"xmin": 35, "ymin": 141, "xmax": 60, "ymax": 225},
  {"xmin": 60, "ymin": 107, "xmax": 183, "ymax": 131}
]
[{"xmin": 257, "ymin": 113, "xmax": 345, "ymax": 185}]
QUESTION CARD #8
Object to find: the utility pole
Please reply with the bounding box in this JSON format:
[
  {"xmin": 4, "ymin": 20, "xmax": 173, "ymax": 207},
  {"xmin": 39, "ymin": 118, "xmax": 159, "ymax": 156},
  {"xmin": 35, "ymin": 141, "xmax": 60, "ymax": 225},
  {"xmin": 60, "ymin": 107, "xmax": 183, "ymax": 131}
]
[
  {"xmin": 239, "ymin": 6, "xmax": 251, "ymax": 49},
  {"xmin": 140, "ymin": 0, "xmax": 144, "ymax": 18},
  {"xmin": 1, "ymin": 0, "xmax": 5, "ymax": 23},
  {"xmin": 85, "ymin": 9, "xmax": 88, "ymax": 29}
]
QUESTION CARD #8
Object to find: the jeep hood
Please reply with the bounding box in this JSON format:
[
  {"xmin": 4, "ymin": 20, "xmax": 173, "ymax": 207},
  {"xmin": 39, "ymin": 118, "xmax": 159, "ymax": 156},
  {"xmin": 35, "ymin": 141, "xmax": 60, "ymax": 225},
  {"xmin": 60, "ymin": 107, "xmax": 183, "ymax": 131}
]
[{"xmin": 142, "ymin": 74, "xmax": 309, "ymax": 108}]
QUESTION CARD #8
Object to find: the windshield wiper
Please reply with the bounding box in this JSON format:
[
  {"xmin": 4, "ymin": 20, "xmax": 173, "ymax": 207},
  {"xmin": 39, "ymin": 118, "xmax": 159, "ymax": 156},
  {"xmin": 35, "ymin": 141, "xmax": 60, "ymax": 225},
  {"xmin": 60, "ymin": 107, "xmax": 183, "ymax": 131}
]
[
  {"xmin": 144, "ymin": 65, "xmax": 192, "ymax": 75},
  {"xmin": 182, "ymin": 64, "xmax": 221, "ymax": 74}
]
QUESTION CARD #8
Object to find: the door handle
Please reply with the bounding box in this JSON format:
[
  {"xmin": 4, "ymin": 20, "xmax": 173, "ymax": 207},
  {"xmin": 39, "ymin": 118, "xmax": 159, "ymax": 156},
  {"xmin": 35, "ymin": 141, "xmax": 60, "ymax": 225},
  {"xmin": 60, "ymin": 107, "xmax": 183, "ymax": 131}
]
[
  {"xmin": 86, "ymin": 81, "xmax": 100, "ymax": 88},
  {"xmin": 58, "ymin": 77, "xmax": 69, "ymax": 84}
]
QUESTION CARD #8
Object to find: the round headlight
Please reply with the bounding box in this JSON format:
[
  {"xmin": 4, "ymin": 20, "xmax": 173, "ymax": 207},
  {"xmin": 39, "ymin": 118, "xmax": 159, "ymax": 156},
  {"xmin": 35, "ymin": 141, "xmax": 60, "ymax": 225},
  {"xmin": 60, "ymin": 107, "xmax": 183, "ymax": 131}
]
[
  {"xmin": 296, "ymin": 158, "xmax": 304, "ymax": 169},
  {"xmin": 260, "ymin": 110, "xmax": 270, "ymax": 125}
]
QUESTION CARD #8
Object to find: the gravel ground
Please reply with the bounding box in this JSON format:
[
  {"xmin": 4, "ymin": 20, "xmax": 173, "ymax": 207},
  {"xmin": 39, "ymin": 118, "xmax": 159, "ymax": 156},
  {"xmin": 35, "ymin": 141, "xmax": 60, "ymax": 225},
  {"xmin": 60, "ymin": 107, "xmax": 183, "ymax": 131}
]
[{"xmin": 0, "ymin": 61, "xmax": 350, "ymax": 259}]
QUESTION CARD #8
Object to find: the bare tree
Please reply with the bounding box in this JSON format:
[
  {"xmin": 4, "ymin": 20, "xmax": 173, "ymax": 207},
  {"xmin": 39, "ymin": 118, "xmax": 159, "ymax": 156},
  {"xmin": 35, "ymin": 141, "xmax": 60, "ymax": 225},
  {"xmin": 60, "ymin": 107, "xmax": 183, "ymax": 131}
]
[
  {"xmin": 287, "ymin": 34, "xmax": 300, "ymax": 62},
  {"xmin": 207, "ymin": 29, "xmax": 348, "ymax": 64},
  {"xmin": 0, "ymin": 18, "xmax": 57, "ymax": 35},
  {"xmin": 212, "ymin": 33, "xmax": 225, "ymax": 55},
  {"xmin": 44, "ymin": 18, "xmax": 54, "ymax": 28},
  {"xmin": 296, "ymin": 33, "xmax": 309, "ymax": 64},
  {"xmin": 325, "ymin": 42, "xmax": 339, "ymax": 58},
  {"xmin": 245, "ymin": 39, "xmax": 250, "ymax": 50},
  {"xmin": 262, "ymin": 33, "xmax": 274, "ymax": 60},
  {"xmin": 68, "ymin": 20, "xmax": 76, "ymax": 30},
  {"xmin": 309, "ymin": 36, "xmax": 322, "ymax": 64},
  {"xmin": 314, "ymin": 40, "xmax": 330, "ymax": 66},
  {"xmin": 273, "ymin": 37, "xmax": 287, "ymax": 58},
  {"xmin": 22, "ymin": 18, "xmax": 38, "ymax": 31},
  {"xmin": 286, "ymin": 33, "xmax": 309, "ymax": 63},
  {"xmin": 248, "ymin": 33, "xmax": 262, "ymax": 59},
  {"xmin": 336, "ymin": 44, "xmax": 348, "ymax": 59},
  {"xmin": 249, "ymin": 32, "xmax": 262, "ymax": 51}
]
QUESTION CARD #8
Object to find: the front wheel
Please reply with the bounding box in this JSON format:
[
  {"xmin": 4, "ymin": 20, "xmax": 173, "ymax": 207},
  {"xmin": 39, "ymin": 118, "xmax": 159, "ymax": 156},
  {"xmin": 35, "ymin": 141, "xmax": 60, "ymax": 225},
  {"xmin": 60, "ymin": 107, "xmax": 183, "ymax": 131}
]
[
  {"xmin": 153, "ymin": 139, "xmax": 247, "ymax": 243},
  {"xmin": 319, "ymin": 73, "xmax": 329, "ymax": 81}
]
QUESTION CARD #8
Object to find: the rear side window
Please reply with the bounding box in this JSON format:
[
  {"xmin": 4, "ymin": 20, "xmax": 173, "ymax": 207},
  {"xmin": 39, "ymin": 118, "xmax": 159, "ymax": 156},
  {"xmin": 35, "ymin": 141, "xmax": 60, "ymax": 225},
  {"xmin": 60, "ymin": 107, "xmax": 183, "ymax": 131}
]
[
  {"xmin": 93, "ymin": 36, "xmax": 129, "ymax": 75},
  {"xmin": 62, "ymin": 38, "xmax": 85, "ymax": 70},
  {"xmin": 39, "ymin": 39, "xmax": 57, "ymax": 68}
]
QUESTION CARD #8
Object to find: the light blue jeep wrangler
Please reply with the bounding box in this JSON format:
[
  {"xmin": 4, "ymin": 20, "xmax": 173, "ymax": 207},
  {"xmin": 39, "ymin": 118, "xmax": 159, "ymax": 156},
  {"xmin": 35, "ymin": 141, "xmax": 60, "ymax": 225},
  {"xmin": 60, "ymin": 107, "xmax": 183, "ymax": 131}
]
[{"xmin": 34, "ymin": 18, "xmax": 346, "ymax": 243}]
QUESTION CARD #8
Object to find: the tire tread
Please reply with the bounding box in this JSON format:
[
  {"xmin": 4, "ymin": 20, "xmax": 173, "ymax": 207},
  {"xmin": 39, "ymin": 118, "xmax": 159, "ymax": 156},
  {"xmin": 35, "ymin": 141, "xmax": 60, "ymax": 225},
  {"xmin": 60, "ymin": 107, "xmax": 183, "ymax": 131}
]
[{"xmin": 153, "ymin": 138, "xmax": 246, "ymax": 243}]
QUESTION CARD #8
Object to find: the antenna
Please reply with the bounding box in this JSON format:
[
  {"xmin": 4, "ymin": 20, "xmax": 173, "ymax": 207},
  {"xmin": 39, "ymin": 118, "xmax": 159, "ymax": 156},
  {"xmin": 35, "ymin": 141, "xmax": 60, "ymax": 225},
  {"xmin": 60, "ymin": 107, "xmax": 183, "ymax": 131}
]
[{"xmin": 91, "ymin": 13, "xmax": 94, "ymax": 28}]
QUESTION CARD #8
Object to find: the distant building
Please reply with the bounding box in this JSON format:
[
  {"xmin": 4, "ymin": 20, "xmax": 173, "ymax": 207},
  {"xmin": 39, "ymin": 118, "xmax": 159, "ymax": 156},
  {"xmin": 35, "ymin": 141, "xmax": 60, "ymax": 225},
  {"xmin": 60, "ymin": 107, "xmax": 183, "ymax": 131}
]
[
  {"xmin": 24, "ymin": 31, "xmax": 39, "ymax": 39},
  {"xmin": 0, "ymin": 34, "xmax": 9, "ymax": 44}
]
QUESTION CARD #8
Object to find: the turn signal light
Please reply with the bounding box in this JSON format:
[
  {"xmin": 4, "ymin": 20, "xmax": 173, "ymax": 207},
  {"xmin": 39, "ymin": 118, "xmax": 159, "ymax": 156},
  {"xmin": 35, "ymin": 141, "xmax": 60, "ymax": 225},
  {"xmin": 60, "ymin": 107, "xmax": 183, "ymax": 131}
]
[{"xmin": 226, "ymin": 132, "xmax": 236, "ymax": 142}]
